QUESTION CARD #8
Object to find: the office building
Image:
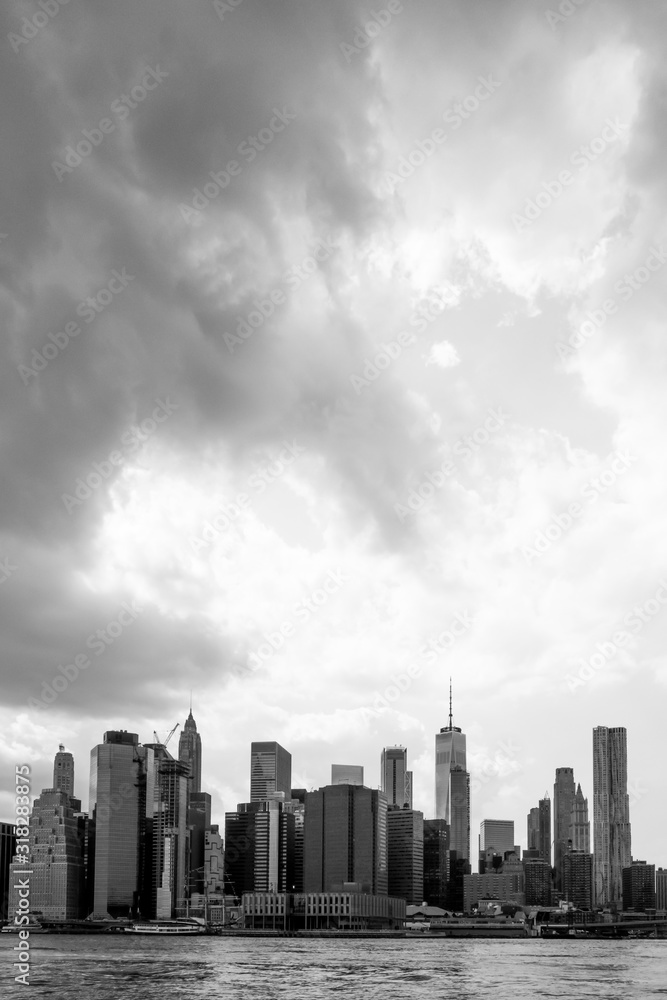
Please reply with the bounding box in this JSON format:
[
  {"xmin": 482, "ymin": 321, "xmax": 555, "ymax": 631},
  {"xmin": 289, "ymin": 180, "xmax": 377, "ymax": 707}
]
[
  {"xmin": 178, "ymin": 708, "xmax": 202, "ymax": 793},
  {"xmin": 242, "ymin": 889, "xmax": 406, "ymax": 931},
  {"xmin": 479, "ymin": 820, "xmax": 515, "ymax": 872},
  {"xmin": 146, "ymin": 747, "xmax": 191, "ymax": 919},
  {"xmin": 554, "ymin": 767, "xmax": 576, "ymax": 891},
  {"xmin": 386, "ymin": 808, "xmax": 423, "ymax": 905},
  {"xmin": 8, "ymin": 789, "xmax": 85, "ymax": 921},
  {"xmin": 423, "ymin": 819, "xmax": 449, "ymax": 909},
  {"xmin": 53, "ymin": 745, "xmax": 75, "ymax": 798},
  {"xmin": 622, "ymin": 860, "xmax": 656, "ymax": 912},
  {"xmin": 188, "ymin": 791, "xmax": 211, "ymax": 896},
  {"xmin": 527, "ymin": 795, "xmax": 551, "ymax": 865},
  {"xmin": 435, "ymin": 685, "xmax": 470, "ymax": 862},
  {"xmin": 205, "ymin": 825, "xmax": 225, "ymax": 894},
  {"xmin": 524, "ymin": 858, "xmax": 552, "ymax": 906},
  {"xmin": 331, "ymin": 765, "xmax": 364, "ymax": 785},
  {"xmin": 463, "ymin": 869, "xmax": 525, "ymax": 912},
  {"xmin": 224, "ymin": 797, "xmax": 295, "ymax": 898},
  {"xmin": 303, "ymin": 784, "xmax": 388, "ymax": 895},
  {"xmin": 561, "ymin": 850, "xmax": 593, "ymax": 910},
  {"xmin": 89, "ymin": 730, "xmax": 142, "ymax": 919},
  {"xmin": 288, "ymin": 789, "xmax": 306, "ymax": 892},
  {"xmin": 250, "ymin": 742, "xmax": 292, "ymax": 801},
  {"xmin": 381, "ymin": 747, "xmax": 412, "ymax": 809},
  {"xmin": 656, "ymin": 869, "xmax": 667, "ymax": 912},
  {"xmin": 0, "ymin": 822, "xmax": 16, "ymax": 921},
  {"xmin": 593, "ymin": 726, "xmax": 631, "ymax": 907},
  {"xmin": 571, "ymin": 784, "xmax": 590, "ymax": 852}
]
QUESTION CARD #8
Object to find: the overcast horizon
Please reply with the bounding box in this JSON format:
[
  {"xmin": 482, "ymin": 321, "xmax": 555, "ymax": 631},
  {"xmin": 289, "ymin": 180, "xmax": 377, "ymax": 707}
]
[{"xmin": 1, "ymin": 0, "xmax": 666, "ymax": 872}]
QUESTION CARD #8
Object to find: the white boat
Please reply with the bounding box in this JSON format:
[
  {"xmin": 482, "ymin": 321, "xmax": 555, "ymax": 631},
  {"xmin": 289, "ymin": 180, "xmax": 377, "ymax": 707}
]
[{"xmin": 124, "ymin": 921, "xmax": 205, "ymax": 935}]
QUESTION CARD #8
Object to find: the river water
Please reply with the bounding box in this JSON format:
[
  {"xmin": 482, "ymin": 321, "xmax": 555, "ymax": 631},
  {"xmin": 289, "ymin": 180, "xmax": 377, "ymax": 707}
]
[{"xmin": 1, "ymin": 935, "xmax": 666, "ymax": 998}]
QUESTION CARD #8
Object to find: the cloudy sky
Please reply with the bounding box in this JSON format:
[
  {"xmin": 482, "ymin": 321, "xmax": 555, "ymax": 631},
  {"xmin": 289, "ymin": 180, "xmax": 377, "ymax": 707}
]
[{"xmin": 1, "ymin": 0, "xmax": 666, "ymax": 871}]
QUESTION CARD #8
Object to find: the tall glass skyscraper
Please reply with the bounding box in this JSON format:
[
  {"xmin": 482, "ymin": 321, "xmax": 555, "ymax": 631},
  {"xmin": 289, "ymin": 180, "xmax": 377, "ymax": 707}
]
[
  {"xmin": 435, "ymin": 685, "xmax": 470, "ymax": 862},
  {"xmin": 381, "ymin": 746, "xmax": 412, "ymax": 808},
  {"xmin": 553, "ymin": 767, "xmax": 576, "ymax": 891},
  {"xmin": 593, "ymin": 726, "xmax": 631, "ymax": 908},
  {"xmin": 89, "ymin": 730, "xmax": 142, "ymax": 919},
  {"xmin": 178, "ymin": 709, "xmax": 202, "ymax": 793}
]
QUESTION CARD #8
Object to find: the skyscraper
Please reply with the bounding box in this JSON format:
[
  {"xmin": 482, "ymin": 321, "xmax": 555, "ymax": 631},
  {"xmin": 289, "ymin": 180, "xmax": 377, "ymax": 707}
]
[
  {"xmin": 381, "ymin": 747, "xmax": 412, "ymax": 809},
  {"xmin": 331, "ymin": 765, "xmax": 364, "ymax": 785},
  {"xmin": 479, "ymin": 819, "xmax": 515, "ymax": 871},
  {"xmin": 8, "ymin": 790, "xmax": 85, "ymax": 921},
  {"xmin": 89, "ymin": 730, "xmax": 142, "ymax": 919},
  {"xmin": 187, "ymin": 791, "xmax": 211, "ymax": 897},
  {"xmin": 527, "ymin": 794, "xmax": 551, "ymax": 866},
  {"xmin": 622, "ymin": 860, "xmax": 655, "ymax": 912},
  {"xmin": 423, "ymin": 819, "xmax": 449, "ymax": 909},
  {"xmin": 178, "ymin": 708, "xmax": 202, "ymax": 793},
  {"xmin": 53, "ymin": 745, "xmax": 75, "ymax": 798},
  {"xmin": 303, "ymin": 784, "xmax": 388, "ymax": 895},
  {"xmin": 553, "ymin": 767, "xmax": 576, "ymax": 891},
  {"xmin": 571, "ymin": 784, "xmax": 590, "ymax": 853},
  {"xmin": 593, "ymin": 726, "xmax": 631, "ymax": 908},
  {"xmin": 435, "ymin": 682, "xmax": 470, "ymax": 862},
  {"xmin": 250, "ymin": 742, "xmax": 292, "ymax": 801},
  {"xmin": 562, "ymin": 850, "xmax": 593, "ymax": 910},
  {"xmin": 387, "ymin": 809, "xmax": 423, "ymax": 905},
  {"xmin": 224, "ymin": 798, "xmax": 295, "ymax": 896}
]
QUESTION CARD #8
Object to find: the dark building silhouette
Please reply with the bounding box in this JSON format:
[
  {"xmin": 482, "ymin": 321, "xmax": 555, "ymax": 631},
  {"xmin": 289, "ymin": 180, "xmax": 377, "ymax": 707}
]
[
  {"xmin": 561, "ymin": 850, "xmax": 593, "ymax": 910},
  {"xmin": 1, "ymin": 822, "xmax": 17, "ymax": 921},
  {"xmin": 622, "ymin": 860, "xmax": 656, "ymax": 912},
  {"xmin": 423, "ymin": 819, "xmax": 449, "ymax": 908},
  {"xmin": 524, "ymin": 858, "xmax": 552, "ymax": 906},
  {"xmin": 387, "ymin": 808, "xmax": 423, "ymax": 905},
  {"xmin": 303, "ymin": 784, "xmax": 388, "ymax": 895}
]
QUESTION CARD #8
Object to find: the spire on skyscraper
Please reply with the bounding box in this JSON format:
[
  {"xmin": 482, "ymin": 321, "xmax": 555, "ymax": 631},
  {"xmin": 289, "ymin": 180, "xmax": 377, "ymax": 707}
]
[{"xmin": 448, "ymin": 677, "xmax": 453, "ymax": 729}]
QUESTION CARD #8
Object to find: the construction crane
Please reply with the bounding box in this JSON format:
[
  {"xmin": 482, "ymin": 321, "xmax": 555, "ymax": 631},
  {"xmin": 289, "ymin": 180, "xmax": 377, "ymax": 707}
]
[{"xmin": 152, "ymin": 723, "xmax": 180, "ymax": 746}]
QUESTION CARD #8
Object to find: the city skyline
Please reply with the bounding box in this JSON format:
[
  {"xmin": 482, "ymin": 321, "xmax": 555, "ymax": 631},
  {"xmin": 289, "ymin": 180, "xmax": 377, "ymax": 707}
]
[{"xmin": 5, "ymin": 713, "xmax": 662, "ymax": 881}]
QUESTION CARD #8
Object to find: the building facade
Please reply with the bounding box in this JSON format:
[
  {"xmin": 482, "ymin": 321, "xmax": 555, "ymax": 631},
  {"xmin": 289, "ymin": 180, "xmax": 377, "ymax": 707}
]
[
  {"xmin": 435, "ymin": 716, "xmax": 469, "ymax": 864},
  {"xmin": 561, "ymin": 850, "xmax": 594, "ymax": 910},
  {"xmin": 250, "ymin": 742, "xmax": 292, "ymax": 801},
  {"xmin": 386, "ymin": 808, "xmax": 423, "ymax": 905},
  {"xmin": 423, "ymin": 819, "xmax": 449, "ymax": 909},
  {"xmin": 8, "ymin": 789, "xmax": 85, "ymax": 921},
  {"xmin": 656, "ymin": 868, "xmax": 667, "ymax": 913},
  {"xmin": 479, "ymin": 819, "xmax": 515, "ymax": 871},
  {"xmin": 524, "ymin": 858, "xmax": 552, "ymax": 906},
  {"xmin": 622, "ymin": 861, "xmax": 656, "ymax": 912},
  {"xmin": 53, "ymin": 745, "xmax": 75, "ymax": 798},
  {"xmin": 303, "ymin": 784, "xmax": 388, "ymax": 895},
  {"xmin": 463, "ymin": 870, "xmax": 525, "ymax": 912},
  {"xmin": 593, "ymin": 726, "xmax": 631, "ymax": 908},
  {"xmin": 89, "ymin": 730, "xmax": 141, "ymax": 919},
  {"xmin": 178, "ymin": 710, "xmax": 202, "ymax": 793},
  {"xmin": 0, "ymin": 822, "xmax": 16, "ymax": 922},
  {"xmin": 381, "ymin": 747, "xmax": 412, "ymax": 808},
  {"xmin": 331, "ymin": 765, "xmax": 364, "ymax": 785},
  {"xmin": 571, "ymin": 784, "xmax": 590, "ymax": 853},
  {"xmin": 553, "ymin": 767, "xmax": 576, "ymax": 891},
  {"xmin": 224, "ymin": 797, "xmax": 295, "ymax": 898}
]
